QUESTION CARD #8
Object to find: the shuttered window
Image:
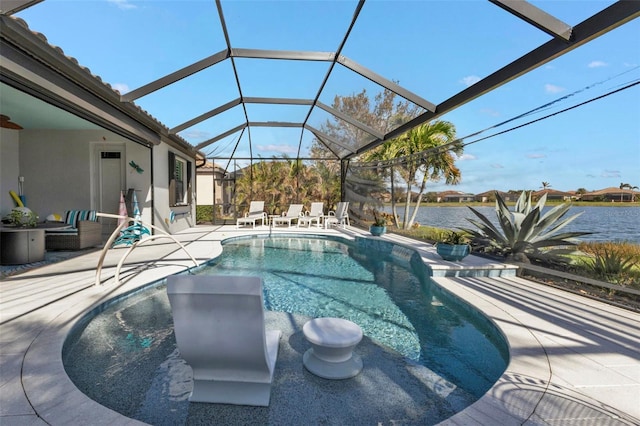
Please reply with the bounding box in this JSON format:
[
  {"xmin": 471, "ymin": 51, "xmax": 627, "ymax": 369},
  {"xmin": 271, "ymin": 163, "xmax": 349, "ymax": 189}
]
[{"xmin": 169, "ymin": 152, "xmax": 192, "ymax": 206}]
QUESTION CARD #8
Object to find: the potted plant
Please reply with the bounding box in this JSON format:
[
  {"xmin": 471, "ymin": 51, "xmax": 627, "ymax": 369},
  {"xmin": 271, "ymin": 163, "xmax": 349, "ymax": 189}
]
[
  {"xmin": 4, "ymin": 207, "xmax": 38, "ymax": 227},
  {"xmin": 435, "ymin": 231, "xmax": 470, "ymax": 261},
  {"xmin": 370, "ymin": 210, "xmax": 387, "ymax": 236}
]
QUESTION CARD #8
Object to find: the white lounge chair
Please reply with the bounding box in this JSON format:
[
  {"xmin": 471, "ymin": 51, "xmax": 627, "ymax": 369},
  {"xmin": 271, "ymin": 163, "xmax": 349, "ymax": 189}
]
[
  {"xmin": 272, "ymin": 204, "xmax": 303, "ymax": 227},
  {"xmin": 325, "ymin": 201, "xmax": 350, "ymax": 228},
  {"xmin": 236, "ymin": 201, "xmax": 267, "ymax": 228},
  {"xmin": 167, "ymin": 275, "xmax": 281, "ymax": 406},
  {"xmin": 298, "ymin": 202, "xmax": 324, "ymax": 228}
]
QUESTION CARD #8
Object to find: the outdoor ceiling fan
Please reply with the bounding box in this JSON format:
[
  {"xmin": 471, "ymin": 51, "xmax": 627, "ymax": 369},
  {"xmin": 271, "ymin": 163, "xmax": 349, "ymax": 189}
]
[{"xmin": 0, "ymin": 115, "xmax": 23, "ymax": 129}]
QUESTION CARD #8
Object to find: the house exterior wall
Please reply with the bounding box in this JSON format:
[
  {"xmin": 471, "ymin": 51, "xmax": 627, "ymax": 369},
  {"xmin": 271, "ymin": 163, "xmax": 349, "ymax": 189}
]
[
  {"xmin": 0, "ymin": 128, "xmax": 20, "ymax": 217},
  {"xmin": 153, "ymin": 141, "xmax": 196, "ymax": 234},
  {"xmin": 196, "ymin": 170, "xmax": 226, "ymax": 206},
  {"xmin": 196, "ymin": 173, "xmax": 215, "ymax": 205},
  {"xmin": 16, "ymin": 129, "xmax": 153, "ymax": 225}
]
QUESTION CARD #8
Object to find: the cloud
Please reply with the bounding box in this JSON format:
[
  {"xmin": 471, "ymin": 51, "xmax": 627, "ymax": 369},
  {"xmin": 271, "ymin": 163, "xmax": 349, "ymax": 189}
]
[
  {"xmin": 457, "ymin": 153, "xmax": 476, "ymax": 161},
  {"xmin": 490, "ymin": 163, "xmax": 504, "ymax": 169},
  {"xmin": 588, "ymin": 60, "xmax": 608, "ymax": 68},
  {"xmin": 544, "ymin": 84, "xmax": 565, "ymax": 94},
  {"xmin": 526, "ymin": 153, "xmax": 546, "ymax": 159},
  {"xmin": 601, "ymin": 170, "xmax": 621, "ymax": 178},
  {"xmin": 107, "ymin": 0, "xmax": 137, "ymax": 10},
  {"xmin": 111, "ymin": 83, "xmax": 130, "ymax": 94},
  {"xmin": 460, "ymin": 75, "xmax": 481, "ymax": 87},
  {"xmin": 257, "ymin": 144, "xmax": 297, "ymax": 154}
]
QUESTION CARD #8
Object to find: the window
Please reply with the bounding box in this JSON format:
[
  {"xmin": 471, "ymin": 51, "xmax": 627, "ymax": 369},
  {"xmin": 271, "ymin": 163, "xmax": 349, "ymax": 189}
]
[{"xmin": 169, "ymin": 152, "xmax": 192, "ymax": 206}]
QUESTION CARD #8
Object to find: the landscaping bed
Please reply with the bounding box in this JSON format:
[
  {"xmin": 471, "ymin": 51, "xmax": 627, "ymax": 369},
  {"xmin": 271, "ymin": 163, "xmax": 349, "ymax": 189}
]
[{"xmin": 519, "ymin": 265, "xmax": 640, "ymax": 313}]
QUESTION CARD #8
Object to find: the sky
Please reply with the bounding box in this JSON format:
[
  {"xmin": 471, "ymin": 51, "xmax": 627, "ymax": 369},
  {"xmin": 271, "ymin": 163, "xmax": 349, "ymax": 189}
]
[{"xmin": 14, "ymin": 0, "xmax": 640, "ymax": 194}]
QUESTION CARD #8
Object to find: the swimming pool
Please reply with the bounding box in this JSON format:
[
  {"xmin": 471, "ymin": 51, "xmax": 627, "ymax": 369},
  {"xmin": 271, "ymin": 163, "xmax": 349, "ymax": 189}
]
[{"xmin": 63, "ymin": 235, "xmax": 509, "ymax": 425}]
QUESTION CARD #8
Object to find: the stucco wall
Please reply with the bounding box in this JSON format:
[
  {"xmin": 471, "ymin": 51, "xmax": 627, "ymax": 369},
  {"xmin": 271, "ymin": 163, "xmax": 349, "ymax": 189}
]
[
  {"xmin": 153, "ymin": 141, "xmax": 195, "ymax": 234},
  {"xmin": 16, "ymin": 129, "xmax": 152, "ymax": 225},
  {"xmin": 196, "ymin": 173, "xmax": 214, "ymax": 205},
  {"xmin": 0, "ymin": 128, "xmax": 21, "ymax": 218},
  {"xmin": 2, "ymin": 127, "xmax": 195, "ymax": 234}
]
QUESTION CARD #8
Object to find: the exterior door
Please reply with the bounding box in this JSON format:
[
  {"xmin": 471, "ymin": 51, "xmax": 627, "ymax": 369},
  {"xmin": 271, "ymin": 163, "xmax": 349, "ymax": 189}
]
[{"xmin": 92, "ymin": 145, "xmax": 125, "ymax": 238}]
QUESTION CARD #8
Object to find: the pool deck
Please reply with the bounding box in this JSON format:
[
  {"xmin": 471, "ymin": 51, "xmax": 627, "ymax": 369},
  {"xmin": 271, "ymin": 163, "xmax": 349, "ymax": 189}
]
[{"xmin": 1, "ymin": 224, "xmax": 639, "ymax": 425}]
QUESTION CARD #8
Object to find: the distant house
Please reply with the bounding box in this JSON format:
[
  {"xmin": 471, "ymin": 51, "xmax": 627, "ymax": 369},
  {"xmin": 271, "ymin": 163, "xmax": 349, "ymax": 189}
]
[
  {"xmin": 581, "ymin": 187, "xmax": 639, "ymax": 202},
  {"xmin": 532, "ymin": 189, "xmax": 574, "ymax": 201},
  {"xmin": 195, "ymin": 162, "xmax": 234, "ymax": 222},
  {"xmin": 437, "ymin": 191, "xmax": 475, "ymax": 203},
  {"xmin": 474, "ymin": 190, "xmax": 512, "ymax": 203},
  {"xmin": 196, "ymin": 162, "xmax": 229, "ymax": 206}
]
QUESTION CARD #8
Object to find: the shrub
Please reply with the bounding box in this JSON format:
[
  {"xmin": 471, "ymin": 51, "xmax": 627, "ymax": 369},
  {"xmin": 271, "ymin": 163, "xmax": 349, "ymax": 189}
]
[
  {"xmin": 460, "ymin": 190, "xmax": 591, "ymax": 262},
  {"xmin": 196, "ymin": 205, "xmax": 215, "ymax": 224},
  {"xmin": 578, "ymin": 241, "xmax": 640, "ymax": 287}
]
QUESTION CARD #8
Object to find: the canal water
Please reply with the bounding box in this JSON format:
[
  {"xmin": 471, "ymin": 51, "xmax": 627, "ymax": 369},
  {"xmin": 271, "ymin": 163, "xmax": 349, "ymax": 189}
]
[{"xmin": 383, "ymin": 206, "xmax": 639, "ymax": 243}]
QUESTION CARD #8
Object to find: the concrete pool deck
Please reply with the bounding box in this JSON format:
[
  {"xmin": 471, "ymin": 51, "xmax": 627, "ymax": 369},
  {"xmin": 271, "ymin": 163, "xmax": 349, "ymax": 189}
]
[{"xmin": 1, "ymin": 225, "xmax": 639, "ymax": 425}]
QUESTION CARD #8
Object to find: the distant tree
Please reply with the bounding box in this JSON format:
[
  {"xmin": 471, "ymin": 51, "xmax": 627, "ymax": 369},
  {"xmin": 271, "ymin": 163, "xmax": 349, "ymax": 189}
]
[
  {"xmin": 312, "ymin": 87, "xmax": 419, "ymax": 154},
  {"xmin": 619, "ymin": 182, "xmax": 639, "ymax": 202},
  {"xmin": 575, "ymin": 188, "xmax": 587, "ymax": 201},
  {"xmin": 541, "ymin": 181, "xmax": 552, "ymax": 190},
  {"xmin": 362, "ymin": 140, "xmax": 402, "ymax": 227},
  {"xmin": 310, "ymin": 87, "xmax": 421, "ymax": 220},
  {"xmin": 235, "ymin": 157, "xmax": 325, "ymax": 215}
]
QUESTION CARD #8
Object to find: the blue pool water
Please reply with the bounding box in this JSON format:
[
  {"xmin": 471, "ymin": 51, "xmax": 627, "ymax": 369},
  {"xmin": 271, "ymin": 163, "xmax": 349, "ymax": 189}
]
[
  {"xmin": 198, "ymin": 236, "xmax": 508, "ymax": 392},
  {"xmin": 63, "ymin": 235, "xmax": 509, "ymax": 424}
]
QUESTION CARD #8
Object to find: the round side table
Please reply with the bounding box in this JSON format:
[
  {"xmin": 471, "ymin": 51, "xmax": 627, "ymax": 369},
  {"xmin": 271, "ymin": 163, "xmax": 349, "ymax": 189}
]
[{"xmin": 302, "ymin": 317, "xmax": 363, "ymax": 379}]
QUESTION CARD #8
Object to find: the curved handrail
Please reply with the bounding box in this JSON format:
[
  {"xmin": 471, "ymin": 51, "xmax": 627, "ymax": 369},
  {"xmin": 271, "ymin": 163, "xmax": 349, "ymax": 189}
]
[{"xmin": 95, "ymin": 213, "xmax": 199, "ymax": 286}]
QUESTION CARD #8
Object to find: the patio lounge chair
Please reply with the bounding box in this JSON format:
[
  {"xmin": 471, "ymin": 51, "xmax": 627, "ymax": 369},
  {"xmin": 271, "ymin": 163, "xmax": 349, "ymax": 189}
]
[
  {"xmin": 167, "ymin": 275, "xmax": 281, "ymax": 406},
  {"xmin": 298, "ymin": 202, "xmax": 324, "ymax": 228},
  {"xmin": 272, "ymin": 204, "xmax": 303, "ymax": 227},
  {"xmin": 236, "ymin": 201, "xmax": 267, "ymax": 228},
  {"xmin": 325, "ymin": 202, "xmax": 350, "ymax": 228}
]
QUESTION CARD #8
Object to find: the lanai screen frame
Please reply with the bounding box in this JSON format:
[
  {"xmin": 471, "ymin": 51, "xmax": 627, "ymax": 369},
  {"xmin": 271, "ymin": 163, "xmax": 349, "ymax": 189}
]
[
  {"xmin": 3, "ymin": 0, "xmax": 638, "ymax": 191},
  {"xmin": 125, "ymin": 0, "xmax": 638, "ymax": 162}
]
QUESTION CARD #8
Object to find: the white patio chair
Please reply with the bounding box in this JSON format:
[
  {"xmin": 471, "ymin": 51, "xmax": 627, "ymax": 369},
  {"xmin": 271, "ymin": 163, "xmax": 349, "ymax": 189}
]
[
  {"xmin": 236, "ymin": 201, "xmax": 267, "ymax": 228},
  {"xmin": 272, "ymin": 204, "xmax": 303, "ymax": 227},
  {"xmin": 167, "ymin": 275, "xmax": 281, "ymax": 406},
  {"xmin": 325, "ymin": 201, "xmax": 350, "ymax": 228},
  {"xmin": 298, "ymin": 202, "xmax": 324, "ymax": 228}
]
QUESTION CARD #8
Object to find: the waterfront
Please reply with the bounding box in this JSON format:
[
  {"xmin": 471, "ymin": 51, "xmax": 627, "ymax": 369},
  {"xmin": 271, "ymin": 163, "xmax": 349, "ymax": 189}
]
[{"xmin": 384, "ymin": 205, "xmax": 640, "ymax": 244}]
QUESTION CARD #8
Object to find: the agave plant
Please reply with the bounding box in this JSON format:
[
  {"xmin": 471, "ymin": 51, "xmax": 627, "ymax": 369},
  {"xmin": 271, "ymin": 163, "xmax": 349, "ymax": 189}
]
[{"xmin": 459, "ymin": 191, "xmax": 591, "ymax": 262}]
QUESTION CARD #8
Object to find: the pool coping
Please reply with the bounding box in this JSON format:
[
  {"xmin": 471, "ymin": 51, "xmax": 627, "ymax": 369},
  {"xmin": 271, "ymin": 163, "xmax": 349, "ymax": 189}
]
[{"xmin": 2, "ymin": 225, "xmax": 639, "ymax": 425}]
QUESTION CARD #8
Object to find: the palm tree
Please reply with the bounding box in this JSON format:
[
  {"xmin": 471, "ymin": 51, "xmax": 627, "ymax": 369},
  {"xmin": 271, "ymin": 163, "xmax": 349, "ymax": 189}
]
[
  {"xmin": 620, "ymin": 182, "xmax": 639, "ymax": 202},
  {"xmin": 541, "ymin": 181, "xmax": 551, "ymax": 190},
  {"xmin": 392, "ymin": 121, "xmax": 462, "ymax": 229}
]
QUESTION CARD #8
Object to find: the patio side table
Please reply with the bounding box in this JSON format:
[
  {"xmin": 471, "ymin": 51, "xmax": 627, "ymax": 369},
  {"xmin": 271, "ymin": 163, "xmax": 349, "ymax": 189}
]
[
  {"xmin": 0, "ymin": 227, "xmax": 45, "ymax": 265},
  {"xmin": 302, "ymin": 317, "xmax": 363, "ymax": 379}
]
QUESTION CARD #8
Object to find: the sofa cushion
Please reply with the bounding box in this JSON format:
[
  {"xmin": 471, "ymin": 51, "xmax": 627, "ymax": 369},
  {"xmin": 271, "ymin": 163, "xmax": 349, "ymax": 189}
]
[{"xmin": 65, "ymin": 210, "xmax": 97, "ymax": 228}]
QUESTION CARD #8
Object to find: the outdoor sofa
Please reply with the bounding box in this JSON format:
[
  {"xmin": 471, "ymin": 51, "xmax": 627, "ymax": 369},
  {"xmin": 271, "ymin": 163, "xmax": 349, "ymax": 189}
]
[{"xmin": 45, "ymin": 210, "xmax": 102, "ymax": 250}]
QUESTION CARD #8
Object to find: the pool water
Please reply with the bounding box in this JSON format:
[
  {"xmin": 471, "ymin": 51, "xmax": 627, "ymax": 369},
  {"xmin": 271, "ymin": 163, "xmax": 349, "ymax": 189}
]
[
  {"xmin": 199, "ymin": 237, "xmax": 508, "ymax": 394},
  {"xmin": 63, "ymin": 236, "xmax": 508, "ymax": 424}
]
